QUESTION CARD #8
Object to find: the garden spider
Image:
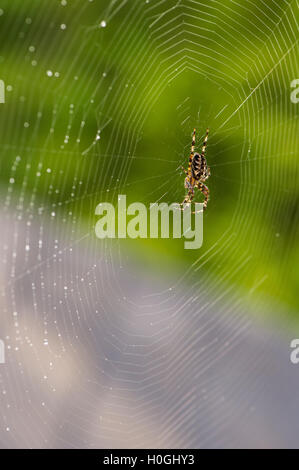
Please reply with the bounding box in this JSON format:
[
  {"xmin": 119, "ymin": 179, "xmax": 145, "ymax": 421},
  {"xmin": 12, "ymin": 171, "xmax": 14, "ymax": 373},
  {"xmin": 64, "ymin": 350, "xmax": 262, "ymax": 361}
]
[{"xmin": 180, "ymin": 128, "xmax": 210, "ymax": 212}]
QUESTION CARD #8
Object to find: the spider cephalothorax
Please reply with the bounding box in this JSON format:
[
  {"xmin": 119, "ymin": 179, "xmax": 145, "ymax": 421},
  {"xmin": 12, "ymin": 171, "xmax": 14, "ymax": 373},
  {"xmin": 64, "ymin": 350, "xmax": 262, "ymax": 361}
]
[{"xmin": 181, "ymin": 128, "xmax": 210, "ymax": 211}]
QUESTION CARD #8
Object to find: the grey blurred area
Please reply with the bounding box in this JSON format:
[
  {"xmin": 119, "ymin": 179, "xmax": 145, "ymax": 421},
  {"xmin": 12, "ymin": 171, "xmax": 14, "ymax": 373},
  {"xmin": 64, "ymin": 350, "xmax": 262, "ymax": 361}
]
[{"xmin": 0, "ymin": 211, "xmax": 299, "ymax": 449}]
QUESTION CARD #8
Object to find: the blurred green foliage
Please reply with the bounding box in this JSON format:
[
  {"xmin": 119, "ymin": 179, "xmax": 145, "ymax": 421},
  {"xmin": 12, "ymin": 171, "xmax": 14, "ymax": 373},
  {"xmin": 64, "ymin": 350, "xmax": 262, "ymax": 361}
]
[{"xmin": 0, "ymin": 0, "xmax": 298, "ymax": 314}]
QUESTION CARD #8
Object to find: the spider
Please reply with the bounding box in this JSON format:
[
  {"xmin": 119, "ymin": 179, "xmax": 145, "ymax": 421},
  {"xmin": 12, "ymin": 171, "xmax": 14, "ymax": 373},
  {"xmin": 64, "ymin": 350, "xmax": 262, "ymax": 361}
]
[{"xmin": 180, "ymin": 128, "xmax": 210, "ymax": 212}]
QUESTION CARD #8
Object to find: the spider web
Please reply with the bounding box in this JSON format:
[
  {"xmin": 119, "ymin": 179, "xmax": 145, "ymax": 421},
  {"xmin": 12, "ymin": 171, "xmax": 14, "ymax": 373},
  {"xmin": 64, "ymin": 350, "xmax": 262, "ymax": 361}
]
[{"xmin": 0, "ymin": 0, "xmax": 298, "ymax": 448}]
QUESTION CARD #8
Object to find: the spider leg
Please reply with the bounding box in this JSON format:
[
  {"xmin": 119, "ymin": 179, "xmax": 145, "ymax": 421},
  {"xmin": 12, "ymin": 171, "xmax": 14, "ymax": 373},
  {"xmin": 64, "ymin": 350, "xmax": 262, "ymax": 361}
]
[
  {"xmin": 201, "ymin": 128, "xmax": 209, "ymax": 156},
  {"xmin": 197, "ymin": 181, "xmax": 209, "ymax": 211},
  {"xmin": 184, "ymin": 129, "xmax": 196, "ymax": 176},
  {"xmin": 187, "ymin": 156, "xmax": 192, "ymax": 176},
  {"xmin": 181, "ymin": 188, "xmax": 194, "ymax": 207},
  {"xmin": 191, "ymin": 128, "xmax": 196, "ymax": 154}
]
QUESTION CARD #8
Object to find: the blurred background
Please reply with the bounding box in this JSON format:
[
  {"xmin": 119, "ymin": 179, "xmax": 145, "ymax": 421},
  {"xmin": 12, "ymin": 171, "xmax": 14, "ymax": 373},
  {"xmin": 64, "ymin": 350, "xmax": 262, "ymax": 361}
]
[{"xmin": 0, "ymin": 0, "xmax": 298, "ymax": 448}]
